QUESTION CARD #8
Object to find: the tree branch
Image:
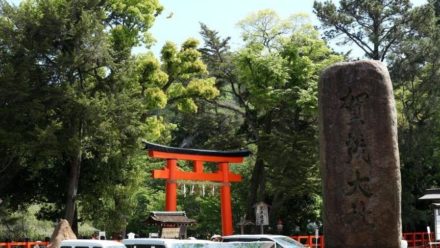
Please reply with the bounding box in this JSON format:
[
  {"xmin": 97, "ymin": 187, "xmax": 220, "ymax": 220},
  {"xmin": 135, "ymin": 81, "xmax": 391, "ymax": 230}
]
[{"xmin": 205, "ymin": 99, "xmax": 245, "ymax": 116}]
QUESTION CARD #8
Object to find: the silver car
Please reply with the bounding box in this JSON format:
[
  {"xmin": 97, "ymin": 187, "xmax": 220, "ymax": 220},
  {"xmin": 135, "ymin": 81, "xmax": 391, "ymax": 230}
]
[{"xmin": 222, "ymin": 235, "xmax": 305, "ymax": 248}]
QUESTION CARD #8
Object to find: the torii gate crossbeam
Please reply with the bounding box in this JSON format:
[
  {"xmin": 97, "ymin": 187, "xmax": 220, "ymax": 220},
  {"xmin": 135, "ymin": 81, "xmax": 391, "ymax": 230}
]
[{"xmin": 144, "ymin": 141, "xmax": 250, "ymax": 236}]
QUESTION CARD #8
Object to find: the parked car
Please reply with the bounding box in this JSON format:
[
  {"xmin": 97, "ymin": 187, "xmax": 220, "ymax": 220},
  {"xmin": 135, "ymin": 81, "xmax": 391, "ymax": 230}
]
[
  {"xmin": 222, "ymin": 235, "xmax": 305, "ymax": 248},
  {"xmin": 123, "ymin": 238, "xmax": 215, "ymax": 248},
  {"xmin": 123, "ymin": 238, "xmax": 274, "ymax": 248},
  {"xmin": 61, "ymin": 240, "xmax": 126, "ymax": 248}
]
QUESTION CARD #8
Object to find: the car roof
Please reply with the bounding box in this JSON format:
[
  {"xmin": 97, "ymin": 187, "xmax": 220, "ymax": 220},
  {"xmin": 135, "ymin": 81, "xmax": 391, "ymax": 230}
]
[
  {"xmin": 222, "ymin": 235, "xmax": 304, "ymax": 248},
  {"xmin": 123, "ymin": 239, "xmax": 277, "ymax": 248},
  {"xmin": 122, "ymin": 238, "xmax": 215, "ymax": 245},
  {"xmin": 61, "ymin": 240, "xmax": 125, "ymax": 247},
  {"xmin": 222, "ymin": 235, "xmax": 286, "ymax": 239}
]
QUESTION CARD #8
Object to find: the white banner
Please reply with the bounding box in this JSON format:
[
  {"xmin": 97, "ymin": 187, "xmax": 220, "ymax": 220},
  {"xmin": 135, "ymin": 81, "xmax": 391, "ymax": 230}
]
[{"xmin": 255, "ymin": 202, "xmax": 269, "ymax": 226}]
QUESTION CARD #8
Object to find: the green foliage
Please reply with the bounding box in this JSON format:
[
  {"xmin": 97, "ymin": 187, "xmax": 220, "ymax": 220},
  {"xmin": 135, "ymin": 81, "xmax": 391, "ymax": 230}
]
[
  {"xmin": 181, "ymin": 195, "xmax": 221, "ymax": 238},
  {"xmin": 236, "ymin": 11, "xmax": 342, "ymax": 231},
  {"xmin": 0, "ymin": 203, "xmax": 54, "ymax": 240},
  {"xmin": 0, "ymin": 0, "xmax": 219, "ymax": 237},
  {"xmin": 315, "ymin": 0, "xmax": 440, "ymax": 231},
  {"xmin": 237, "ymin": 9, "xmax": 292, "ymax": 51},
  {"xmin": 314, "ymin": 0, "xmax": 412, "ymax": 60},
  {"xmin": 160, "ymin": 40, "xmax": 219, "ymax": 113},
  {"xmin": 195, "ymin": 11, "xmax": 343, "ymax": 233},
  {"xmin": 388, "ymin": 1, "xmax": 440, "ymax": 231},
  {"xmin": 107, "ymin": 0, "xmax": 163, "ymax": 55},
  {"xmin": 7, "ymin": 0, "xmax": 440, "ymax": 237}
]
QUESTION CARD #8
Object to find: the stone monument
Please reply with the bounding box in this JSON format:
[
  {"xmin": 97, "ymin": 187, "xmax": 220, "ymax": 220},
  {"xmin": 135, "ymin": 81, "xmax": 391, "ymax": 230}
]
[{"xmin": 318, "ymin": 60, "xmax": 401, "ymax": 248}]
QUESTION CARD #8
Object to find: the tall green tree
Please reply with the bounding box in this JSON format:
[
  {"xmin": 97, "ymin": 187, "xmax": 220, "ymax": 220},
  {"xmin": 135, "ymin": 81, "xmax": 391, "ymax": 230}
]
[
  {"xmin": 314, "ymin": 0, "xmax": 412, "ymax": 60},
  {"xmin": 79, "ymin": 39, "xmax": 219, "ymax": 235},
  {"xmin": 0, "ymin": 0, "xmax": 165, "ymax": 231},
  {"xmin": 0, "ymin": 0, "xmax": 218, "ymax": 235},
  {"xmin": 199, "ymin": 11, "xmax": 342, "ymax": 232},
  {"xmin": 388, "ymin": 1, "xmax": 440, "ymax": 230},
  {"xmin": 313, "ymin": 0, "xmax": 440, "ymax": 231}
]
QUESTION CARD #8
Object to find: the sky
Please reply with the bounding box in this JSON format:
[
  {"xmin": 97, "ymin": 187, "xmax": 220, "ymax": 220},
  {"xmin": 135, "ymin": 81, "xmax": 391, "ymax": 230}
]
[
  {"xmin": 147, "ymin": 0, "xmax": 317, "ymax": 55},
  {"xmin": 147, "ymin": 0, "xmax": 427, "ymax": 57}
]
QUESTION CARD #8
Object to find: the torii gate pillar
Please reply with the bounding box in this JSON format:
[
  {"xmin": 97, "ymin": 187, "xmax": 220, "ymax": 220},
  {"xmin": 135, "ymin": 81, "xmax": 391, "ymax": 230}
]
[{"xmin": 144, "ymin": 141, "xmax": 250, "ymax": 236}]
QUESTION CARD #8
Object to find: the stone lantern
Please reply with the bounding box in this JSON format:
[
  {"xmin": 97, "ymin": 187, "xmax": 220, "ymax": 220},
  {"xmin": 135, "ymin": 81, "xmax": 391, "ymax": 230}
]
[
  {"xmin": 276, "ymin": 219, "xmax": 283, "ymax": 233},
  {"xmin": 419, "ymin": 188, "xmax": 440, "ymax": 241}
]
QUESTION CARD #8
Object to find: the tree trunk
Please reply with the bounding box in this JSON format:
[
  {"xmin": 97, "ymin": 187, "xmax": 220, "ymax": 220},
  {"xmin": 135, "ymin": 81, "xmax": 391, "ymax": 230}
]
[
  {"xmin": 65, "ymin": 151, "xmax": 81, "ymax": 234},
  {"xmin": 269, "ymin": 191, "xmax": 284, "ymax": 233},
  {"xmin": 246, "ymin": 154, "xmax": 266, "ymax": 225},
  {"xmin": 0, "ymin": 156, "xmax": 21, "ymax": 193},
  {"xmin": 65, "ymin": 122, "xmax": 83, "ymax": 234},
  {"xmin": 246, "ymin": 114, "xmax": 273, "ymax": 229}
]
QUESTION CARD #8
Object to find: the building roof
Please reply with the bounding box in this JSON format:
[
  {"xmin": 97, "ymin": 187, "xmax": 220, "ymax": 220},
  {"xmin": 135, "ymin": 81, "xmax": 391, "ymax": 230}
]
[
  {"xmin": 143, "ymin": 141, "xmax": 251, "ymax": 157},
  {"xmin": 419, "ymin": 188, "xmax": 440, "ymax": 201},
  {"xmin": 145, "ymin": 211, "xmax": 196, "ymax": 226}
]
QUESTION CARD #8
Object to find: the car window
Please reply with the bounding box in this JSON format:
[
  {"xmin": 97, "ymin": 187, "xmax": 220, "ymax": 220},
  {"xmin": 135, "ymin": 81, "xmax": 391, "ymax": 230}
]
[
  {"xmin": 221, "ymin": 241, "xmax": 275, "ymax": 248},
  {"xmin": 223, "ymin": 238, "xmax": 259, "ymax": 242},
  {"xmin": 271, "ymin": 237, "xmax": 303, "ymax": 248},
  {"xmin": 125, "ymin": 245, "xmax": 166, "ymax": 248},
  {"xmin": 172, "ymin": 244, "xmax": 208, "ymax": 248},
  {"xmin": 223, "ymin": 238, "xmax": 272, "ymax": 242},
  {"xmin": 75, "ymin": 246, "xmax": 89, "ymax": 248},
  {"xmin": 223, "ymin": 237, "xmax": 303, "ymax": 248}
]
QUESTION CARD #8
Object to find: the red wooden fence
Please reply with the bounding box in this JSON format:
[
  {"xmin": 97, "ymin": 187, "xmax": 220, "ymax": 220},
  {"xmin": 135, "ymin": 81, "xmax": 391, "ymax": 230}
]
[
  {"xmin": 0, "ymin": 241, "xmax": 49, "ymax": 248},
  {"xmin": 402, "ymin": 232, "xmax": 440, "ymax": 248},
  {"xmin": 291, "ymin": 233, "xmax": 437, "ymax": 248},
  {"xmin": 291, "ymin": 235, "xmax": 324, "ymax": 247}
]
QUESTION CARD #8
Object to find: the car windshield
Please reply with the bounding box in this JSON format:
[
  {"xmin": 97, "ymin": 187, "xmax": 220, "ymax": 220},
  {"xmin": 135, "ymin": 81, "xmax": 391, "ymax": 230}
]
[
  {"xmin": 272, "ymin": 237, "xmax": 304, "ymax": 248},
  {"xmin": 172, "ymin": 243, "xmax": 275, "ymax": 248}
]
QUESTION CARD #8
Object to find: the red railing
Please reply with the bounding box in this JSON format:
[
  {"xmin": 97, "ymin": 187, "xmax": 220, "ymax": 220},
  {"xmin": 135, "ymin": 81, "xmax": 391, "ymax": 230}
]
[
  {"xmin": 0, "ymin": 242, "xmax": 49, "ymax": 248},
  {"xmin": 291, "ymin": 233, "xmax": 439, "ymax": 248},
  {"xmin": 291, "ymin": 235, "xmax": 324, "ymax": 247},
  {"xmin": 402, "ymin": 232, "xmax": 440, "ymax": 248}
]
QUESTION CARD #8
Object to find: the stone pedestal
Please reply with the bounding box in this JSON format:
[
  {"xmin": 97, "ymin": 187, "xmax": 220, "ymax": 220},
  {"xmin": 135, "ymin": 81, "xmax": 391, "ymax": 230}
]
[{"xmin": 319, "ymin": 60, "xmax": 401, "ymax": 248}]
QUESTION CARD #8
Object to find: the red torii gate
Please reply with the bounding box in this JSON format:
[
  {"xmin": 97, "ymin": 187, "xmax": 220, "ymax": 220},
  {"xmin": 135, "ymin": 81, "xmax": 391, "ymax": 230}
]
[{"xmin": 144, "ymin": 141, "xmax": 250, "ymax": 236}]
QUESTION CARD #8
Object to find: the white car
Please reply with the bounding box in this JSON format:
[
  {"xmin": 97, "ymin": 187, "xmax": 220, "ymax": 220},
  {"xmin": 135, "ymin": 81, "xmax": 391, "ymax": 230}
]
[
  {"xmin": 61, "ymin": 240, "xmax": 126, "ymax": 248},
  {"xmin": 222, "ymin": 235, "xmax": 305, "ymax": 248},
  {"xmin": 123, "ymin": 238, "xmax": 215, "ymax": 248},
  {"xmin": 123, "ymin": 238, "xmax": 274, "ymax": 248}
]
